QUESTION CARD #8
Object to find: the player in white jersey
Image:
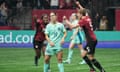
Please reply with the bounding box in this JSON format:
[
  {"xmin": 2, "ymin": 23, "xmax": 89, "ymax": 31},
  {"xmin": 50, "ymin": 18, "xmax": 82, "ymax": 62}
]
[{"xmin": 63, "ymin": 13, "xmax": 86, "ymax": 64}]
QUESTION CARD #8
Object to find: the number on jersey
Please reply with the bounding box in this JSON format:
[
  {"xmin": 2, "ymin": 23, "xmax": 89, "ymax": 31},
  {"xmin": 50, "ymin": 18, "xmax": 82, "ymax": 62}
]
[{"xmin": 87, "ymin": 18, "xmax": 93, "ymax": 31}]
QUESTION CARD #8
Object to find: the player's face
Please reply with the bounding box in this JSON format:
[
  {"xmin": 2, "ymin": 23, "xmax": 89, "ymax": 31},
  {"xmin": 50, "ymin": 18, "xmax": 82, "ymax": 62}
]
[
  {"xmin": 71, "ymin": 15, "xmax": 76, "ymax": 21},
  {"xmin": 77, "ymin": 12, "xmax": 82, "ymax": 19},
  {"xmin": 50, "ymin": 13, "xmax": 57, "ymax": 22},
  {"xmin": 43, "ymin": 15, "xmax": 49, "ymax": 23}
]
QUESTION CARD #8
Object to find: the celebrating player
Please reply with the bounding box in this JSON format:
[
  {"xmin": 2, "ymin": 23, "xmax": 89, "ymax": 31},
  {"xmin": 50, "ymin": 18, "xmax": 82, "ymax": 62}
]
[
  {"xmin": 44, "ymin": 12, "xmax": 67, "ymax": 72},
  {"xmin": 33, "ymin": 14, "xmax": 49, "ymax": 66},
  {"xmin": 63, "ymin": 8, "xmax": 105, "ymax": 72},
  {"xmin": 63, "ymin": 13, "xmax": 86, "ymax": 64}
]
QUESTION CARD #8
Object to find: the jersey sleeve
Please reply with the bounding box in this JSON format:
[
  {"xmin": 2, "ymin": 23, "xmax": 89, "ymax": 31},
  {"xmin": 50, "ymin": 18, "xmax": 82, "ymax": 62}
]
[
  {"xmin": 61, "ymin": 24, "xmax": 66, "ymax": 32},
  {"xmin": 45, "ymin": 24, "xmax": 50, "ymax": 35},
  {"xmin": 78, "ymin": 20, "xmax": 85, "ymax": 27}
]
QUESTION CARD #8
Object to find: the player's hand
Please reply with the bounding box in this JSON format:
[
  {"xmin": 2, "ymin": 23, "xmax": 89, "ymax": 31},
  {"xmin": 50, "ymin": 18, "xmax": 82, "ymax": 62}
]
[
  {"xmin": 37, "ymin": 19, "xmax": 40, "ymax": 22},
  {"xmin": 33, "ymin": 15, "xmax": 37, "ymax": 19},
  {"xmin": 70, "ymin": 36, "xmax": 74, "ymax": 40},
  {"xmin": 42, "ymin": 28, "xmax": 45, "ymax": 32},
  {"xmin": 60, "ymin": 38, "xmax": 64, "ymax": 45},
  {"xmin": 63, "ymin": 16, "xmax": 67, "ymax": 20},
  {"xmin": 75, "ymin": 1, "xmax": 80, "ymax": 6},
  {"xmin": 50, "ymin": 41, "xmax": 55, "ymax": 47}
]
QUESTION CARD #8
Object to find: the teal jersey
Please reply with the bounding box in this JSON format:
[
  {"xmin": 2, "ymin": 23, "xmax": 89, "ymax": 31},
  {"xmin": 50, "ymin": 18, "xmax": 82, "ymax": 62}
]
[
  {"xmin": 71, "ymin": 20, "xmax": 79, "ymax": 32},
  {"xmin": 71, "ymin": 20, "xmax": 84, "ymax": 43},
  {"xmin": 45, "ymin": 22, "xmax": 66, "ymax": 49}
]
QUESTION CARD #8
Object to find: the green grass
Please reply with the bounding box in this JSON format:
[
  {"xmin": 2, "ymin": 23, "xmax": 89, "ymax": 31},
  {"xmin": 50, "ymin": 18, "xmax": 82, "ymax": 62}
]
[{"xmin": 0, "ymin": 48, "xmax": 120, "ymax": 72}]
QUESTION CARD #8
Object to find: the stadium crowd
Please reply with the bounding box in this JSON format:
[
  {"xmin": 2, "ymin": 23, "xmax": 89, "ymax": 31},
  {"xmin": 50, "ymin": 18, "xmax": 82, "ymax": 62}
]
[{"xmin": 0, "ymin": 0, "xmax": 120, "ymax": 30}]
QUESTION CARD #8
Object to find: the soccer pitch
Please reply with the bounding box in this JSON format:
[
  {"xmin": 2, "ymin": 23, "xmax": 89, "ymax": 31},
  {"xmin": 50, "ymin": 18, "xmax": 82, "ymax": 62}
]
[{"xmin": 0, "ymin": 48, "xmax": 120, "ymax": 72}]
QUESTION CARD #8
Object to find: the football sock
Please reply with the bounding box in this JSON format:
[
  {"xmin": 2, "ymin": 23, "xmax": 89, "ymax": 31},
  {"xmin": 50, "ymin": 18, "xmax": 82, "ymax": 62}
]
[
  {"xmin": 48, "ymin": 62, "xmax": 50, "ymax": 70},
  {"xmin": 67, "ymin": 48, "xmax": 73, "ymax": 60},
  {"xmin": 58, "ymin": 63, "xmax": 64, "ymax": 72},
  {"xmin": 44, "ymin": 63, "xmax": 49, "ymax": 72},
  {"xmin": 35, "ymin": 56, "xmax": 38, "ymax": 66},
  {"xmin": 80, "ymin": 49, "xmax": 85, "ymax": 62},
  {"xmin": 83, "ymin": 56, "xmax": 95, "ymax": 70},
  {"xmin": 92, "ymin": 59, "xmax": 104, "ymax": 71}
]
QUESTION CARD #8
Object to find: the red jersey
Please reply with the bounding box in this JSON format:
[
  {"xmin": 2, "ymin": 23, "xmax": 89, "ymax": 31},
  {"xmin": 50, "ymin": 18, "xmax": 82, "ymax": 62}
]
[
  {"xmin": 78, "ymin": 16, "xmax": 97, "ymax": 42},
  {"xmin": 34, "ymin": 19, "xmax": 47, "ymax": 41}
]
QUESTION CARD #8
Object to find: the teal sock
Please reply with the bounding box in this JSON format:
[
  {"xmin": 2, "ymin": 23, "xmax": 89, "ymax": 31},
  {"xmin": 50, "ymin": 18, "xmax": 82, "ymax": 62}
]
[
  {"xmin": 48, "ymin": 63, "xmax": 50, "ymax": 70},
  {"xmin": 58, "ymin": 63, "xmax": 64, "ymax": 72},
  {"xmin": 44, "ymin": 63, "xmax": 49, "ymax": 72},
  {"xmin": 67, "ymin": 49, "xmax": 73, "ymax": 60}
]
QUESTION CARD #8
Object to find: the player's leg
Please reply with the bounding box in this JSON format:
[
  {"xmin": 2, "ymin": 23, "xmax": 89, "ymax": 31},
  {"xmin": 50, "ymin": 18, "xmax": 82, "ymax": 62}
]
[
  {"xmin": 33, "ymin": 40, "xmax": 42, "ymax": 66},
  {"xmin": 56, "ymin": 50, "xmax": 64, "ymax": 72},
  {"xmin": 44, "ymin": 55, "xmax": 51, "ymax": 72},
  {"xmin": 42, "ymin": 45, "xmax": 51, "ymax": 72},
  {"xmin": 81, "ymin": 44, "xmax": 96, "ymax": 72},
  {"xmin": 42, "ymin": 40, "xmax": 48, "ymax": 56},
  {"xmin": 88, "ymin": 40, "xmax": 105, "ymax": 72},
  {"xmin": 77, "ymin": 44, "xmax": 86, "ymax": 64},
  {"xmin": 63, "ymin": 42, "xmax": 75, "ymax": 64},
  {"xmin": 34, "ymin": 48, "xmax": 41, "ymax": 66}
]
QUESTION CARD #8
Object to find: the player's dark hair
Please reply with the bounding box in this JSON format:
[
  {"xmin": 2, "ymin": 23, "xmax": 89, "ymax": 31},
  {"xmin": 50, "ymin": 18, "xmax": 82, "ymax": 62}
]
[{"xmin": 41, "ymin": 14, "xmax": 48, "ymax": 20}]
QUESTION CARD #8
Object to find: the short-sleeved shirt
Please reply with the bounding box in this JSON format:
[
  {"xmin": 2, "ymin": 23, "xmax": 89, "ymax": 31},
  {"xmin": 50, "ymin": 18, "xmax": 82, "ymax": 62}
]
[
  {"xmin": 71, "ymin": 20, "xmax": 84, "ymax": 44},
  {"xmin": 78, "ymin": 16, "xmax": 96, "ymax": 42},
  {"xmin": 45, "ymin": 22, "xmax": 66, "ymax": 49}
]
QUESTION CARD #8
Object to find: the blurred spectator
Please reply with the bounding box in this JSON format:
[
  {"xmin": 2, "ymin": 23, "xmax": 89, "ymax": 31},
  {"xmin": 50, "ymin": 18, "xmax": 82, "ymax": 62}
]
[
  {"xmin": 94, "ymin": 13, "xmax": 100, "ymax": 30},
  {"xmin": 64, "ymin": 0, "xmax": 73, "ymax": 9},
  {"xmin": 59, "ymin": 0, "xmax": 75, "ymax": 9},
  {"xmin": 50, "ymin": 0, "xmax": 59, "ymax": 9},
  {"xmin": 99, "ymin": 16, "xmax": 108, "ymax": 31},
  {"xmin": 0, "ymin": 2, "xmax": 8, "ymax": 26},
  {"xmin": 22, "ymin": 0, "xmax": 33, "ymax": 7},
  {"xmin": 59, "ymin": 0, "xmax": 65, "ymax": 9},
  {"xmin": 42, "ymin": 0, "xmax": 50, "ymax": 9},
  {"xmin": 16, "ymin": 0, "xmax": 23, "ymax": 16},
  {"xmin": 16, "ymin": 0, "xmax": 23, "ymax": 9},
  {"xmin": 34, "ymin": 0, "xmax": 50, "ymax": 9}
]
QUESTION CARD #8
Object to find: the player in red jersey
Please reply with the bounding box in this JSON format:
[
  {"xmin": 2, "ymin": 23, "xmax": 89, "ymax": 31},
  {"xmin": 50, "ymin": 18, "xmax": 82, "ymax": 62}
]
[
  {"xmin": 33, "ymin": 14, "xmax": 49, "ymax": 66},
  {"xmin": 63, "ymin": 5, "xmax": 105, "ymax": 72}
]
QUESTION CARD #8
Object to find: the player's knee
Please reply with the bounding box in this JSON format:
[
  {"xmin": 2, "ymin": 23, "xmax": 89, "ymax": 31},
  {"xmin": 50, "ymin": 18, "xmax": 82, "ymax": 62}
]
[
  {"xmin": 88, "ymin": 55, "xmax": 94, "ymax": 60},
  {"xmin": 44, "ymin": 58, "xmax": 49, "ymax": 63},
  {"xmin": 44, "ymin": 56, "xmax": 50, "ymax": 63},
  {"xmin": 81, "ymin": 50, "xmax": 87, "ymax": 57},
  {"xmin": 57, "ymin": 58, "xmax": 62, "ymax": 63},
  {"xmin": 36, "ymin": 54, "xmax": 41, "ymax": 58}
]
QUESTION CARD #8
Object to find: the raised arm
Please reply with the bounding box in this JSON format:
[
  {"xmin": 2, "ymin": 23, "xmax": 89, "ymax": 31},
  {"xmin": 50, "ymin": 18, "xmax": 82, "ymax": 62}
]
[{"xmin": 75, "ymin": 1, "xmax": 84, "ymax": 10}]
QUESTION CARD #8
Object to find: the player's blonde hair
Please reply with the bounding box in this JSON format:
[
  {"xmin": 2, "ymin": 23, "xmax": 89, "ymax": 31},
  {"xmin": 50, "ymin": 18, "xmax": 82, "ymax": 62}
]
[{"xmin": 78, "ymin": 8, "xmax": 86, "ymax": 16}]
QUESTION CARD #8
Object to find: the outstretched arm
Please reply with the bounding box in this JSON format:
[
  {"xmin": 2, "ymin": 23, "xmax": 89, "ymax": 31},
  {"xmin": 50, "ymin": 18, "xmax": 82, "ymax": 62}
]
[{"xmin": 63, "ymin": 16, "xmax": 79, "ymax": 29}]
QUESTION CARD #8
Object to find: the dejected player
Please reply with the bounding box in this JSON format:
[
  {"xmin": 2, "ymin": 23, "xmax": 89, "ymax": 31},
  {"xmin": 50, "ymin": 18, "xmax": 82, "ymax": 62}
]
[
  {"xmin": 63, "ymin": 8, "xmax": 105, "ymax": 72},
  {"xmin": 44, "ymin": 12, "xmax": 67, "ymax": 72}
]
